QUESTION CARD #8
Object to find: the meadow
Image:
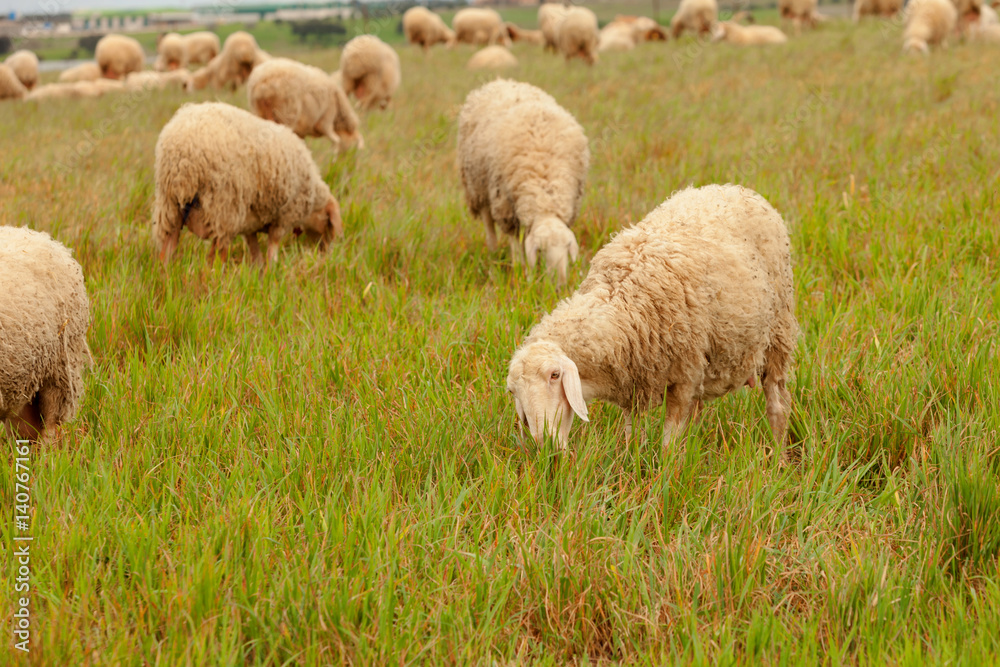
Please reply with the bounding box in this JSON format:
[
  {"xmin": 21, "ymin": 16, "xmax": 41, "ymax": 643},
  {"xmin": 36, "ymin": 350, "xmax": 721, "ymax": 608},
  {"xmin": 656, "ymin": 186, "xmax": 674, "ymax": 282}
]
[{"xmin": 1, "ymin": 5, "xmax": 999, "ymax": 664}]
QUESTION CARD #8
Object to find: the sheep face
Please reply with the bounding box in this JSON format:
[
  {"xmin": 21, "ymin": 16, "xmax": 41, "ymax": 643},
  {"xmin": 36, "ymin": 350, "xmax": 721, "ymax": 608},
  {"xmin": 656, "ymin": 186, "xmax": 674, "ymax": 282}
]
[
  {"xmin": 524, "ymin": 218, "xmax": 579, "ymax": 284},
  {"xmin": 297, "ymin": 196, "xmax": 343, "ymax": 250},
  {"xmin": 507, "ymin": 341, "xmax": 589, "ymax": 448}
]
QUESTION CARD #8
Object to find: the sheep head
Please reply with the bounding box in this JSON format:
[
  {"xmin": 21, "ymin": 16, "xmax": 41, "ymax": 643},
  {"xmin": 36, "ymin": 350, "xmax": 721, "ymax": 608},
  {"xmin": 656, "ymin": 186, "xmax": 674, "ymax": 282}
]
[
  {"xmin": 525, "ymin": 217, "xmax": 579, "ymax": 284},
  {"xmin": 299, "ymin": 195, "xmax": 343, "ymax": 250},
  {"xmin": 507, "ymin": 340, "xmax": 589, "ymax": 448}
]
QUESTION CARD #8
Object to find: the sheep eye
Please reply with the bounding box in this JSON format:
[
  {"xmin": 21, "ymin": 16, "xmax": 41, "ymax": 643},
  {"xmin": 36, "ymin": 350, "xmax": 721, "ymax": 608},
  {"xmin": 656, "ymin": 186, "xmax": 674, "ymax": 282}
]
[{"xmin": 550, "ymin": 371, "xmax": 561, "ymax": 380}]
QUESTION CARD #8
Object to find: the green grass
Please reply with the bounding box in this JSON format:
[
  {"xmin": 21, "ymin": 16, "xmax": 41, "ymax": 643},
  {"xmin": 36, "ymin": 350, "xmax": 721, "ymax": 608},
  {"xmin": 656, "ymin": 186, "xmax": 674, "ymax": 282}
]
[{"xmin": 1, "ymin": 8, "xmax": 999, "ymax": 665}]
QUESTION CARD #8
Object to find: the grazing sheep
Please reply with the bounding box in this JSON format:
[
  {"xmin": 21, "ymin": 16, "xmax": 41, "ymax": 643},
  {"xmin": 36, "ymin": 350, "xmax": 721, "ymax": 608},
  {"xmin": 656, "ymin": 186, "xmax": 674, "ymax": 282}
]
[
  {"xmin": 95, "ymin": 34, "xmax": 145, "ymax": 79},
  {"xmin": 853, "ymin": 0, "xmax": 903, "ymax": 20},
  {"xmin": 186, "ymin": 31, "xmax": 268, "ymax": 92},
  {"xmin": 971, "ymin": 21, "xmax": 1000, "ymax": 37},
  {"xmin": 712, "ymin": 21, "xmax": 789, "ymax": 44},
  {"xmin": 505, "ymin": 23, "xmax": 546, "ymax": 45},
  {"xmin": 182, "ymin": 31, "xmax": 221, "ymax": 65},
  {"xmin": 613, "ymin": 15, "xmax": 669, "ymax": 41},
  {"xmin": 457, "ymin": 79, "xmax": 588, "ymax": 283},
  {"xmin": 247, "ymin": 58, "xmax": 364, "ymax": 152},
  {"xmin": 598, "ymin": 17, "xmax": 668, "ymax": 52},
  {"xmin": 26, "ymin": 80, "xmax": 122, "ymax": 100},
  {"xmin": 125, "ymin": 69, "xmax": 191, "ymax": 91},
  {"xmin": 904, "ymin": 0, "xmax": 958, "ymax": 52},
  {"xmin": 0, "ymin": 64, "xmax": 27, "ymax": 101},
  {"xmin": 506, "ymin": 184, "xmax": 798, "ymax": 450},
  {"xmin": 556, "ymin": 6, "xmax": 600, "ymax": 65},
  {"xmin": 5, "ymin": 50, "xmax": 39, "ymax": 90},
  {"xmin": 779, "ymin": 0, "xmax": 820, "ymax": 30},
  {"xmin": 403, "ymin": 7, "xmax": 456, "ymax": 50},
  {"xmin": 453, "ymin": 8, "xmax": 511, "ymax": 46},
  {"xmin": 671, "ymin": 0, "xmax": 719, "ymax": 38},
  {"xmin": 337, "ymin": 35, "xmax": 401, "ymax": 111},
  {"xmin": 0, "ymin": 227, "xmax": 92, "ymax": 442},
  {"xmin": 155, "ymin": 32, "xmax": 186, "ymax": 71},
  {"xmin": 58, "ymin": 62, "xmax": 102, "ymax": 83},
  {"xmin": 467, "ymin": 45, "xmax": 519, "ymax": 70},
  {"xmin": 539, "ymin": 3, "xmax": 570, "ymax": 52},
  {"xmin": 153, "ymin": 102, "xmax": 343, "ymax": 265}
]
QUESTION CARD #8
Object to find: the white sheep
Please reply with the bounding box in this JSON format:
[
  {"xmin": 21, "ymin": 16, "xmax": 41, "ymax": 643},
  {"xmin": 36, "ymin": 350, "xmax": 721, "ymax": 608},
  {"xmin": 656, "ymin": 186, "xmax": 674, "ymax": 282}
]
[
  {"xmin": 712, "ymin": 21, "xmax": 789, "ymax": 44},
  {"xmin": 25, "ymin": 80, "xmax": 123, "ymax": 100},
  {"xmin": 186, "ymin": 31, "xmax": 269, "ymax": 92},
  {"xmin": 403, "ymin": 7, "xmax": 456, "ymax": 50},
  {"xmin": 153, "ymin": 102, "xmax": 343, "ymax": 265},
  {"xmin": 779, "ymin": 0, "xmax": 820, "ymax": 30},
  {"xmin": 155, "ymin": 32, "xmax": 186, "ymax": 71},
  {"xmin": 337, "ymin": 35, "xmax": 401, "ymax": 111},
  {"xmin": 5, "ymin": 50, "xmax": 39, "ymax": 90},
  {"xmin": 598, "ymin": 16, "xmax": 669, "ymax": 52},
  {"xmin": 853, "ymin": 0, "xmax": 903, "ymax": 21},
  {"xmin": 0, "ymin": 226, "xmax": 92, "ymax": 442},
  {"xmin": 506, "ymin": 184, "xmax": 799, "ymax": 450},
  {"xmin": 453, "ymin": 8, "xmax": 510, "ymax": 46},
  {"xmin": 671, "ymin": 0, "xmax": 719, "ymax": 38},
  {"xmin": 904, "ymin": 0, "xmax": 958, "ymax": 52},
  {"xmin": 125, "ymin": 69, "xmax": 191, "ymax": 91},
  {"xmin": 247, "ymin": 58, "xmax": 364, "ymax": 152},
  {"xmin": 539, "ymin": 3, "xmax": 570, "ymax": 52},
  {"xmin": 467, "ymin": 45, "xmax": 519, "ymax": 70},
  {"xmin": 0, "ymin": 64, "xmax": 27, "ymax": 101},
  {"xmin": 58, "ymin": 62, "xmax": 102, "ymax": 83},
  {"xmin": 182, "ymin": 31, "xmax": 221, "ymax": 65},
  {"xmin": 504, "ymin": 22, "xmax": 546, "ymax": 45},
  {"xmin": 95, "ymin": 34, "xmax": 145, "ymax": 79},
  {"xmin": 970, "ymin": 4, "xmax": 1000, "ymax": 36},
  {"xmin": 556, "ymin": 6, "xmax": 600, "ymax": 65},
  {"xmin": 457, "ymin": 79, "xmax": 588, "ymax": 283}
]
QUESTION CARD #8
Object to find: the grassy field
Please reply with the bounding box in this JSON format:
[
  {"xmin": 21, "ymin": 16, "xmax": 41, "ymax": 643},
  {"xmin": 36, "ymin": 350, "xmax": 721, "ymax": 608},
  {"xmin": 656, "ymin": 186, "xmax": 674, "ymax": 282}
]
[{"xmin": 2, "ymin": 6, "xmax": 999, "ymax": 664}]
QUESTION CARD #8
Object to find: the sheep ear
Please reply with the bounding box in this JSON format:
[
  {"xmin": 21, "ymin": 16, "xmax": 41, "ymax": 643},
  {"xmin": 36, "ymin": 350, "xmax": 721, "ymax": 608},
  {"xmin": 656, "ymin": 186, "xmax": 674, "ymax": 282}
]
[{"xmin": 561, "ymin": 357, "xmax": 589, "ymax": 422}]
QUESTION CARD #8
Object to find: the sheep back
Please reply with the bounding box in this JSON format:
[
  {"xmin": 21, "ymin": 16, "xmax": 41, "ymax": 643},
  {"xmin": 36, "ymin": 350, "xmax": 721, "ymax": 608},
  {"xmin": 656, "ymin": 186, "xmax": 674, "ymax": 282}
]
[
  {"xmin": 556, "ymin": 7, "xmax": 600, "ymax": 64},
  {"xmin": 338, "ymin": 35, "xmax": 401, "ymax": 110},
  {"xmin": 95, "ymin": 34, "xmax": 145, "ymax": 79},
  {"xmin": 5, "ymin": 50, "xmax": 39, "ymax": 90}
]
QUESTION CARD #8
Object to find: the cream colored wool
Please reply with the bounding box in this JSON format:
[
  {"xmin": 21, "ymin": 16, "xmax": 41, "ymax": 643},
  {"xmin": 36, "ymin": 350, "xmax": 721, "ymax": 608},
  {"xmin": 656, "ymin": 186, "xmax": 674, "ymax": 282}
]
[
  {"xmin": 971, "ymin": 21, "xmax": 1000, "ymax": 37},
  {"xmin": 26, "ymin": 79, "xmax": 123, "ymax": 101},
  {"xmin": 453, "ymin": 8, "xmax": 510, "ymax": 46},
  {"xmin": 458, "ymin": 79, "xmax": 588, "ymax": 283},
  {"xmin": 612, "ymin": 15, "xmax": 669, "ymax": 41},
  {"xmin": 0, "ymin": 226, "xmax": 91, "ymax": 441},
  {"xmin": 904, "ymin": 0, "xmax": 958, "ymax": 52},
  {"xmin": 467, "ymin": 45, "xmax": 518, "ymax": 70},
  {"xmin": 853, "ymin": 0, "xmax": 903, "ymax": 20},
  {"xmin": 153, "ymin": 102, "xmax": 342, "ymax": 265},
  {"xmin": 505, "ymin": 23, "xmax": 545, "ymax": 45},
  {"xmin": 186, "ymin": 31, "xmax": 268, "ymax": 91},
  {"xmin": 506, "ymin": 184, "xmax": 799, "ymax": 449},
  {"xmin": 95, "ymin": 34, "xmax": 145, "ymax": 79},
  {"xmin": 403, "ymin": 7, "xmax": 455, "ymax": 50},
  {"xmin": 247, "ymin": 58, "xmax": 363, "ymax": 152},
  {"xmin": 5, "ymin": 50, "xmax": 39, "ymax": 90},
  {"xmin": 712, "ymin": 21, "xmax": 789, "ymax": 44},
  {"xmin": 556, "ymin": 6, "xmax": 600, "ymax": 64},
  {"xmin": 671, "ymin": 0, "xmax": 719, "ymax": 37},
  {"xmin": 58, "ymin": 62, "xmax": 101, "ymax": 83},
  {"xmin": 338, "ymin": 35, "xmax": 400, "ymax": 111},
  {"xmin": 0, "ymin": 64, "xmax": 27, "ymax": 100},
  {"xmin": 598, "ymin": 23, "xmax": 641, "ymax": 52},
  {"xmin": 538, "ymin": 3, "xmax": 570, "ymax": 52},
  {"xmin": 125, "ymin": 69, "xmax": 191, "ymax": 91},
  {"xmin": 779, "ymin": 0, "xmax": 820, "ymax": 29},
  {"xmin": 155, "ymin": 32, "xmax": 186, "ymax": 71},
  {"xmin": 183, "ymin": 32, "xmax": 221, "ymax": 65}
]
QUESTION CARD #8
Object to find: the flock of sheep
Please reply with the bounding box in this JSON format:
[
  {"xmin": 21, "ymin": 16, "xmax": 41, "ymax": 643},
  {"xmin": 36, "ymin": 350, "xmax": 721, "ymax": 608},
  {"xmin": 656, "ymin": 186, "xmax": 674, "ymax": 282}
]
[{"xmin": 0, "ymin": 0, "xmax": 994, "ymax": 448}]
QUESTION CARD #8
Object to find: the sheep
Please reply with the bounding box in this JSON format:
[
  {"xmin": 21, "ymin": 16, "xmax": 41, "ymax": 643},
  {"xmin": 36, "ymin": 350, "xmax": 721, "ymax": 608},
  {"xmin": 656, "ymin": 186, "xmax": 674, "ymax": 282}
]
[
  {"xmin": 556, "ymin": 6, "xmax": 600, "ymax": 65},
  {"xmin": 125, "ymin": 69, "xmax": 191, "ymax": 91},
  {"xmin": 337, "ymin": 35, "xmax": 401, "ymax": 111},
  {"xmin": 58, "ymin": 62, "xmax": 101, "ymax": 83},
  {"xmin": 779, "ymin": 0, "xmax": 820, "ymax": 30},
  {"xmin": 539, "ymin": 3, "xmax": 570, "ymax": 52},
  {"xmin": 853, "ymin": 0, "xmax": 903, "ymax": 21},
  {"xmin": 903, "ymin": 0, "xmax": 958, "ymax": 52},
  {"xmin": 95, "ymin": 34, "xmax": 145, "ymax": 80},
  {"xmin": 504, "ymin": 23, "xmax": 546, "ymax": 45},
  {"xmin": 153, "ymin": 102, "xmax": 343, "ymax": 265},
  {"xmin": 951, "ymin": 0, "xmax": 985, "ymax": 32},
  {"xmin": 457, "ymin": 79, "xmax": 588, "ymax": 283},
  {"xmin": 671, "ymin": 0, "xmax": 719, "ymax": 38},
  {"xmin": 247, "ymin": 58, "xmax": 364, "ymax": 152},
  {"xmin": 598, "ymin": 16, "xmax": 668, "ymax": 52},
  {"xmin": 186, "ymin": 31, "xmax": 268, "ymax": 92},
  {"xmin": 453, "ymin": 8, "xmax": 511, "ymax": 46},
  {"xmin": 970, "ymin": 3, "xmax": 1000, "ymax": 36},
  {"xmin": 5, "ymin": 50, "xmax": 39, "ymax": 90},
  {"xmin": 0, "ymin": 226, "xmax": 92, "ymax": 442},
  {"xmin": 182, "ymin": 31, "xmax": 221, "ymax": 65},
  {"xmin": 26, "ymin": 78, "xmax": 124, "ymax": 101},
  {"xmin": 612, "ymin": 15, "xmax": 669, "ymax": 41},
  {"xmin": 467, "ymin": 45, "xmax": 519, "ymax": 70},
  {"xmin": 403, "ymin": 7, "xmax": 456, "ymax": 50},
  {"xmin": 712, "ymin": 21, "xmax": 789, "ymax": 44},
  {"xmin": 0, "ymin": 64, "xmax": 27, "ymax": 101},
  {"xmin": 155, "ymin": 32, "xmax": 186, "ymax": 71},
  {"xmin": 506, "ymin": 184, "xmax": 798, "ymax": 450}
]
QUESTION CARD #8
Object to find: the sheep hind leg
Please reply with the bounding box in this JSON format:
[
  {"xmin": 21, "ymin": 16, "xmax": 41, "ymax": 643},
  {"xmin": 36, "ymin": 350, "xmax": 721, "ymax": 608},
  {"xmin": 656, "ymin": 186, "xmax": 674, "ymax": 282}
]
[{"xmin": 762, "ymin": 347, "xmax": 793, "ymax": 444}]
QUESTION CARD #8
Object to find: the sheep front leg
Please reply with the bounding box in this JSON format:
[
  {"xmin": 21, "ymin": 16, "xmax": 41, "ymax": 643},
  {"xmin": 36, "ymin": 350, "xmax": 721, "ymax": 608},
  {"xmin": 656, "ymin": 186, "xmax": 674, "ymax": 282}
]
[
  {"xmin": 763, "ymin": 376, "xmax": 791, "ymax": 444},
  {"xmin": 322, "ymin": 129, "xmax": 342, "ymax": 155},
  {"xmin": 244, "ymin": 233, "xmax": 264, "ymax": 265},
  {"xmin": 482, "ymin": 209, "xmax": 498, "ymax": 252},
  {"xmin": 8, "ymin": 396, "xmax": 43, "ymax": 443},
  {"xmin": 662, "ymin": 384, "xmax": 698, "ymax": 449},
  {"xmin": 159, "ymin": 227, "xmax": 181, "ymax": 264},
  {"xmin": 265, "ymin": 227, "xmax": 286, "ymax": 265}
]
